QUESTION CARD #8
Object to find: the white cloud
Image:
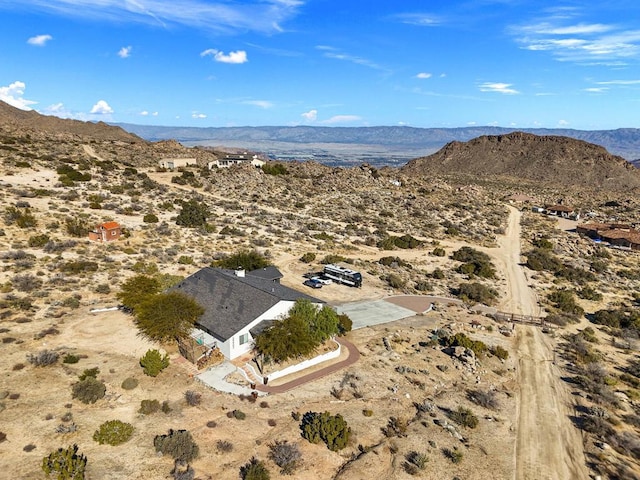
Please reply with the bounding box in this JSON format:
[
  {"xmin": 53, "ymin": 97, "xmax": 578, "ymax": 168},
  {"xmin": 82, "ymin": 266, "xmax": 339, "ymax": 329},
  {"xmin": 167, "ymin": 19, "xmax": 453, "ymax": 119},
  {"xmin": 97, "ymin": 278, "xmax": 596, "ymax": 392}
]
[
  {"xmin": 0, "ymin": 81, "xmax": 37, "ymax": 110},
  {"xmin": 511, "ymin": 15, "xmax": 640, "ymax": 64},
  {"xmin": 27, "ymin": 34, "xmax": 52, "ymax": 46},
  {"xmin": 242, "ymin": 100, "xmax": 273, "ymax": 108},
  {"xmin": 301, "ymin": 109, "xmax": 317, "ymax": 121},
  {"xmin": 479, "ymin": 82, "xmax": 520, "ymax": 95},
  {"xmin": 201, "ymin": 49, "xmax": 248, "ymax": 64},
  {"xmin": 557, "ymin": 120, "xmax": 570, "ymax": 126},
  {"xmin": 192, "ymin": 112, "xmax": 207, "ymax": 119},
  {"xmin": 318, "ymin": 46, "xmax": 386, "ymax": 71},
  {"xmin": 416, "ymin": 72, "xmax": 432, "ymax": 79},
  {"xmin": 5, "ymin": 0, "xmax": 302, "ymax": 35},
  {"xmin": 90, "ymin": 100, "xmax": 114, "ymax": 114},
  {"xmin": 118, "ymin": 46, "xmax": 132, "ymax": 58},
  {"xmin": 395, "ymin": 13, "xmax": 443, "ymax": 27},
  {"xmin": 140, "ymin": 110, "xmax": 159, "ymax": 116},
  {"xmin": 596, "ymin": 79, "xmax": 640, "ymax": 85},
  {"xmin": 584, "ymin": 87, "xmax": 608, "ymax": 93},
  {"xmin": 322, "ymin": 115, "xmax": 362, "ymax": 125}
]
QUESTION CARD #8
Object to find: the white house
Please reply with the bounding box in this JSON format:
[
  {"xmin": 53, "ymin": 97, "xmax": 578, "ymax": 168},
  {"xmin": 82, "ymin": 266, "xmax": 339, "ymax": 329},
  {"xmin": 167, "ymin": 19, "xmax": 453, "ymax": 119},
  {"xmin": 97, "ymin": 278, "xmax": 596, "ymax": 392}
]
[
  {"xmin": 158, "ymin": 157, "xmax": 197, "ymax": 170},
  {"xmin": 172, "ymin": 266, "xmax": 323, "ymax": 360},
  {"xmin": 208, "ymin": 153, "xmax": 265, "ymax": 169}
]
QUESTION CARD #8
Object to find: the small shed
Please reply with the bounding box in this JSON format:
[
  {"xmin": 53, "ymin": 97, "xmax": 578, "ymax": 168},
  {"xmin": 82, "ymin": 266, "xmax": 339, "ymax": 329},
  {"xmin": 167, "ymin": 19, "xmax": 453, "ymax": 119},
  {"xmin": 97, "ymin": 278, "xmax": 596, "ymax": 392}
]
[{"xmin": 88, "ymin": 221, "xmax": 122, "ymax": 242}]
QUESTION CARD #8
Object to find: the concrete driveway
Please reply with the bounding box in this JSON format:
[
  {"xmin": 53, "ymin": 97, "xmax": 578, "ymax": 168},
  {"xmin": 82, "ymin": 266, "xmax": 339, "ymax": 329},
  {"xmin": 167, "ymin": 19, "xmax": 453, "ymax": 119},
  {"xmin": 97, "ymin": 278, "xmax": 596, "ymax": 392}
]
[{"xmin": 336, "ymin": 299, "xmax": 418, "ymax": 329}]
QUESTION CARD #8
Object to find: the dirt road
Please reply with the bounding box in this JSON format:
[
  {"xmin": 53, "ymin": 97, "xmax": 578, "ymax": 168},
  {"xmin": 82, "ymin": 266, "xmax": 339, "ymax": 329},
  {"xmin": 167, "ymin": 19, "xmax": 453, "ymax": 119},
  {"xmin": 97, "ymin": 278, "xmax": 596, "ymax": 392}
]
[{"xmin": 495, "ymin": 206, "xmax": 588, "ymax": 480}]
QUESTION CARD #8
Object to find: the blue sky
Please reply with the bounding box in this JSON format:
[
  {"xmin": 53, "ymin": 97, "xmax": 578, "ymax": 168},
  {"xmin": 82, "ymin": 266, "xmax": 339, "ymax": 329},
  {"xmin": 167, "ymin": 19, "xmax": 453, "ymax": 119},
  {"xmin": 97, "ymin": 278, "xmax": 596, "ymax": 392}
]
[{"xmin": 1, "ymin": 0, "xmax": 639, "ymax": 129}]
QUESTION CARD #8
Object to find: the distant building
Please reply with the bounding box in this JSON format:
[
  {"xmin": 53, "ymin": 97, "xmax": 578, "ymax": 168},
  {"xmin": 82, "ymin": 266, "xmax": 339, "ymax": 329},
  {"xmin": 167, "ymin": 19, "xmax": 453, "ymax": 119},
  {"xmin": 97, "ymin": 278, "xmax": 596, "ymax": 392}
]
[
  {"xmin": 544, "ymin": 204, "xmax": 578, "ymax": 219},
  {"xmin": 577, "ymin": 222, "xmax": 640, "ymax": 250},
  {"xmin": 158, "ymin": 157, "xmax": 197, "ymax": 170},
  {"xmin": 88, "ymin": 221, "xmax": 122, "ymax": 242},
  {"xmin": 208, "ymin": 153, "xmax": 265, "ymax": 169}
]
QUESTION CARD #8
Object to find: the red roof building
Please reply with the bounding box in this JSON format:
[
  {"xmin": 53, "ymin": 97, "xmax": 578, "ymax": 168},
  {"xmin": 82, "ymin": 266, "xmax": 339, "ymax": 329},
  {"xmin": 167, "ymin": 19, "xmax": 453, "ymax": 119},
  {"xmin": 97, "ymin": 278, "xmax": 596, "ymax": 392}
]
[{"xmin": 88, "ymin": 222, "xmax": 122, "ymax": 242}]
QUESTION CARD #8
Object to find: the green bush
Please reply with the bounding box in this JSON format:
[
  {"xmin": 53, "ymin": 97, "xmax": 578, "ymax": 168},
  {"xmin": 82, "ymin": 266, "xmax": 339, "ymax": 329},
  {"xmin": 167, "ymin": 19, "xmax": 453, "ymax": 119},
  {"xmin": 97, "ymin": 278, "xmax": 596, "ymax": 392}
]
[
  {"xmin": 455, "ymin": 282, "xmax": 498, "ymax": 305},
  {"xmin": 300, "ymin": 252, "xmax": 316, "ymax": 263},
  {"xmin": 28, "ymin": 234, "xmax": 50, "ymax": 247},
  {"xmin": 262, "ymin": 163, "xmax": 288, "ymax": 175},
  {"xmin": 452, "ymin": 247, "xmax": 496, "ymax": 278},
  {"xmin": 154, "ymin": 429, "xmax": 199, "ymax": 462},
  {"xmin": 78, "ymin": 367, "xmax": 99, "ymax": 381},
  {"xmin": 140, "ymin": 349, "xmax": 170, "ymax": 377},
  {"xmin": 377, "ymin": 234, "xmax": 423, "ymax": 250},
  {"xmin": 175, "ymin": 199, "xmax": 209, "ymax": 228},
  {"xmin": 547, "ymin": 289, "xmax": 584, "ymax": 316},
  {"xmin": 240, "ymin": 456, "xmax": 271, "ymax": 480},
  {"xmin": 300, "ymin": 411, "xmax": 351, "ymax": 451},
  {"xmin": 233, "ymin": 409, "xmax": 246, "ymax": 420},
  {"xmin": 93, "ymin": 420, "xmax": 134, "ymax": 446},
  {"xmin": 72, "ymin": 377, "xmax": 106, "ymax": 404},
  {"xmin": 121, "ymin": 377, "xmax": 139, "ymax": 390},
  {"xmin": 214, "ymin": 250, "xmax": 270, "ymax": 271},
  {"xmin": 320, "ymin": 254, "xmax": 347, "ymax": 265},
  {"xmin": 62, "ymin": 354, "xmax": 80, "ymax": 364},
  {"xmin": 139, "ymin": 399, "xmax": 160, "ymax": 415},
  {"xmin": 449, "ymin": 406, "xmax": 478, "ymax": 429},
  {"xmin": 432, "ymin": 247, "xmax": 446, "ymax": 257},
  {"xmin": 442, "ymin": 332, "xmax": 488, "ymax": 357},
  {"xmin": 42, "ymin": 444, "xmax": 87, "ymax": 479},
  {"xmin": 490, "ymin": 345, "xmax": 509, "ymax": 360},
  {"xmin": 143, "ymin": 213, "xmax": 159, "ymax": 223}
]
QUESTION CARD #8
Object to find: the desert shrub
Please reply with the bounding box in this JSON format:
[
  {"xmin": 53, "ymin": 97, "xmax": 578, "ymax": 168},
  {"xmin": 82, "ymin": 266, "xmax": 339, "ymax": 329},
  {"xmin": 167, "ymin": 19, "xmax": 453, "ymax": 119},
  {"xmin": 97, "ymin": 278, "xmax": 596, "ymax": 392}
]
[
  {"xmin": 455, "ymin": 282, "xmax": 498, "ymax": 305},
  {"xmin": 135, "ymin": 292, "xmax": 204, "ymax": 342},
  {"xmin": 4, "ymin": 206, "xmax": 37, "ymax": 228},
  {"xmin": 300, "ymin": 411, "xmax": 351, "ymax": 451},
  {"xmin": 577, "ymin": 285, "xmax": 603, "ymax": 302},
  {"xmin": 93, "ymin": 420, "xmax": 134, "ymax": 446},
  {"xmin": 216, "ymin": 440, "xmax": 233, "ymax": 453},
  {"xmin": 532, "ymin": 236, "xmax": 553, "ymax": 250},
  {"xmin": 432, "ymin": 246, "xmax": 446, "ymax": 256},
  {"xmin": 233, "ymin": 409, "xmax": 246, "ymax": 420},
  {"xmin": 162, "ymin": 400, "xmax": 172, "ymax": 414},
  {"xmin": 467, "ymin": 389, "xmax": 500, "ymax": 410},
  {"xmin": 525, "ymin": 248, "xmax": 562, "ymax": 272},
  {"xmin": 443, "ymin": 447, "xmax": 463, "ymax": 463},
  {"xmin": 117, "ymin": 274, "xmax": 160, "ymax": 312},
  {"xmin": 545, "ymin": 312, "xmax": 580, "ymax": 326},
  {"xmin": 184, "ymin": 390, "xmax": 202, "ymax": 406},
  {"xmin": 23, "ymin": 444, "xmax": 36, "ymax": 452},
  {"xmin": 94, "ymin": 283, "xmax": 111, "ymax": 294},
  {"xmin": 28, "ymin": 234, "xmax": 50, "ymax": 247},
  {"xmin": 154, "ymin": 429, "xmax": 199, "ymax": 462},
  {"xmin": 382, "ymin": 416, "xmax": 409, "ymax": 438},
  {"xmin": 490, "ymin": 345, "xmax": 509, "ymax": 360},
  {"xmin": 403, "ymin": 451, "xmax": 428, "ymax": 475},
  {"xmin": 337, "ymin": 314, "xmax": 353, "ymax": 335},
  {"xmin": 240, "ymin": 456, "xmax": 271, "ymax": 480},
  {"xmin": 268, "ymin": 440, "xmax": 302, "ymax": 475},
  {"xmin": 140, "ymin": 349, "xmax": 170, "ymax": 377},
  {"xmin": 547, "ymin": 289, "xmax": 584, "ymax": 316},
  {"xmin": 592, "ymin": 307, "xmax": 640, "ymax": 330},
  {"xmin": 171, "ymin": 459, "xmax": 195, "ymax": 480},
  {"xmin": 300, "ymin": 252, "xmax": 316, "ymax": 263},
  {"xmin": 262, "ymin": 163, "xmax": 288, "ymax": 175},
  {"xmin": 72, "ymin": 377, "xmax": 106, "ymax": 404},
  {"xmin": 64, "ymin": 218, "xmax": 89, "ymax": 237},
  {"xmin": 63, "ymin": 354, "xmax": 80, "ymax": 364},
  {"xmin": 121, "ymin": 377, "xmax": 139, "ymax": 390},
  {"xmin": 139, "ymin": 399, "xmax": 161, "ymax": 415},
  {"xmin": 12, "ymin": 274, "xmax": 43, "ymax": 292},
  {"xmin": 385, "ymin": 273, "xmax": 406, "ymax": 289},
  {"xmin": 442, "ymin": 332, "xmax": 488, "ymax": 357},
  {"xmin": 453, "ymin": 247, "xmax": 496, "ymax": 278},
  {"xmin": 28, "ymin": 350, "xmax": 60, "ymax": 367},
  {"xmin": 143, "ymin": 213, "xmax": 159, "ymax": 223},
  {"xmin": 362, "ymin": 409, "xmax": 374, "ymax": 417},
  {"xmin": 607, "ymin": 431, "xmax": 640, "ymax": 459},
  {"xmin": 175, "ymin": 199, "xmax": 209, "ymax": 228},
  {"xmin": 42, "ymin": 444, "xmax": 87, "ymax": 479},
  {"xmin": 449, "ymin": 406, "xmax": 479, "ymax": 428},
  {"xmin": 214, "ymin": 249, "xmax": 270, "ymax": 271},
  {"xmin": 61, "ymin": 260, "xmax": 98, "ymax": 273},
  {"xmin": 78, "ymin": 367, "xmax": 99, "ymax": 381},
  {"xmin": 320, "ymin": 254, "xmax": 347, "ymax": 265}
]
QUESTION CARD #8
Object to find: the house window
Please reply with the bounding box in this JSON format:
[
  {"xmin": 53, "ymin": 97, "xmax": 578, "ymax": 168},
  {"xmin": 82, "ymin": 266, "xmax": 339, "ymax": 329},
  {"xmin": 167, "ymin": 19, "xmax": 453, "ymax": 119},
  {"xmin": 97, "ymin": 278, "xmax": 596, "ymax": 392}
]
[
  {"xmin": 239, "ymin": 333, "xmax": 249, "ymax": 345},
  {"xmin": 111, "ymin": 231, "xmax": 117, "ymax": 236}
]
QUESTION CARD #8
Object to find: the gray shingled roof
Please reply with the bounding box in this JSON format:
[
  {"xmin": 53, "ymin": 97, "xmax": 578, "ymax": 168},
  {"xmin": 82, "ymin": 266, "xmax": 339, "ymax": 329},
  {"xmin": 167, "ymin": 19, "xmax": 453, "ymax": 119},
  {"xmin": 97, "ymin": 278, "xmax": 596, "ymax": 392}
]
[
  {"xmin": 172, "ymin": 267, "xmax": 323, "ymax": 342},
  {"xmin": 244, "ymin": 266, "xmax": 283, "ymax": 282}
]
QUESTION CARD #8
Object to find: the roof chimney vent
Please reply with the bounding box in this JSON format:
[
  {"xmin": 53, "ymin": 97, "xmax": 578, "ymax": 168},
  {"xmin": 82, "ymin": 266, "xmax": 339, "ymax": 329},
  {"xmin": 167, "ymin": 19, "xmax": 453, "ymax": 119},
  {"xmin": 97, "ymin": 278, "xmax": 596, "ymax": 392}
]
[{"xmin": 235, "ymin": 268, "xmax": 245, "ymax": 278}]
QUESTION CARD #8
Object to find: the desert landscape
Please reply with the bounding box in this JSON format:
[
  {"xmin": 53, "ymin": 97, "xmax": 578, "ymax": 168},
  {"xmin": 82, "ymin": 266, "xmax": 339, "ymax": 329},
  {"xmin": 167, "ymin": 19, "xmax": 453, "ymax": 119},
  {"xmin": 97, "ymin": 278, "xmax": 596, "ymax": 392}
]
[{"xmin": 1, "ymin": 100, "xmax": 640, "ymax": 480}]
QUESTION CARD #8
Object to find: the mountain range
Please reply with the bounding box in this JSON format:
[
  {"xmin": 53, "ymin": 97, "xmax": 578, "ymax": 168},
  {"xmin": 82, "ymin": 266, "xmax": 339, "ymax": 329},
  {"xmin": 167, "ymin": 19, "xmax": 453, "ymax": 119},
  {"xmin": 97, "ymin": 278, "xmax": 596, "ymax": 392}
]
[{"xmin": 115, "ymin": 122, "xmax": 640, "ymax": 167}]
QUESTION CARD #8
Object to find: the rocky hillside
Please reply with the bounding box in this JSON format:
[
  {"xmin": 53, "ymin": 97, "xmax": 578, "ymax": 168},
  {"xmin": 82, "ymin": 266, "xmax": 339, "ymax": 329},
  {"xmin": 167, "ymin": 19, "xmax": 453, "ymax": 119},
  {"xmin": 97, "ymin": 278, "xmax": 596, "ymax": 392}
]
[
  {"xmin": 0, "ymin": 100, "xmax": 142, "ymax": 143},
  {"xmin": 402, "ymin": 131, "xmax": 640, "ymax": 190}
]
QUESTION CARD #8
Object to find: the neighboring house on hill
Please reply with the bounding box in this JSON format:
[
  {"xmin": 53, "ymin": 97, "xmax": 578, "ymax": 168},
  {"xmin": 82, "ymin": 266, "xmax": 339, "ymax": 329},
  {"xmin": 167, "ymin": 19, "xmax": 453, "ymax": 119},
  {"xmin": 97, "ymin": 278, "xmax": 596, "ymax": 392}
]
[
  {"xmin": 158, "ymin": 157, "xmax": 197, "ymax": 170},
  {"xmin": 173, "ymin": 267, "xmax": 323, "ymax": 360},
  {"xmin": 544, "ymin": 204, "xmax": 577, "ymax": 219},
  {"xmin": 208, "ymin": 153, "xmax": 265, "ymax": 169},
  {"xmin": 576, "ymin": 223, "xmax": 640, "ymax": 250},
  {"xmin": 88, "ymin": 221, "xmax": 121, "ymax": 242}
]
